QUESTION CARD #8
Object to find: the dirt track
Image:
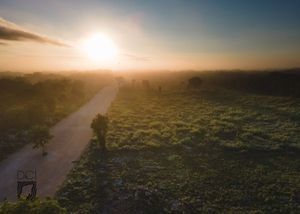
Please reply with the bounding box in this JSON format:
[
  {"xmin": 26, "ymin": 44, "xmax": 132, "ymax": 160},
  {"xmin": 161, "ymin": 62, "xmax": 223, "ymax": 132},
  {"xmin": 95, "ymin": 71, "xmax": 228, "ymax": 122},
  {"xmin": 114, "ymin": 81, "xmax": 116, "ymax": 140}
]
[{"xmin": 0, "ymin": 84, "xmax": 118, "ymax": 201}]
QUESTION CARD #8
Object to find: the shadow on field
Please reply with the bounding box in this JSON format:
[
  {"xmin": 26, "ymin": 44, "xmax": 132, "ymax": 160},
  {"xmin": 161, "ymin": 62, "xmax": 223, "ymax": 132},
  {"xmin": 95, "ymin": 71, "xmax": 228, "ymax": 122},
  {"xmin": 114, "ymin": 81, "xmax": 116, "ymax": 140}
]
[{"xmin": 57, "ymin": 140, "xmax": 300, "ymax": 213}]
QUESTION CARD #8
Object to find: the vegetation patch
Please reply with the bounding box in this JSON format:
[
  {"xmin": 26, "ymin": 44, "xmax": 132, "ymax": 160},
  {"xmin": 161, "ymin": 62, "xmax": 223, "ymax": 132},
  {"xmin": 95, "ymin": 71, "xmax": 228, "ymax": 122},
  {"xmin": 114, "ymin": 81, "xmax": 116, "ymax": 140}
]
[
  {"xmin": 0, "ymin": 72, "xmax": 112, "ymax": 160},
  {"xmin": 0, "ymin": 198, "xmax": 66, "ymax": 214},
  {"xmin": 57, "ymin": 85, "xmax": 300, "ymax": 213}
]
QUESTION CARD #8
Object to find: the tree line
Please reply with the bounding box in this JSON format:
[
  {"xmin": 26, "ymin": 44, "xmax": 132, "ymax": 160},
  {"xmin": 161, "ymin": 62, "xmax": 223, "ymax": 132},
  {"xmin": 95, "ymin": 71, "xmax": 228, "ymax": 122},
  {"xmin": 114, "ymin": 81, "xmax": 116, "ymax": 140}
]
[{"xmin": 203, "ymin": 69, "xmax": 300, "ymax": 97}]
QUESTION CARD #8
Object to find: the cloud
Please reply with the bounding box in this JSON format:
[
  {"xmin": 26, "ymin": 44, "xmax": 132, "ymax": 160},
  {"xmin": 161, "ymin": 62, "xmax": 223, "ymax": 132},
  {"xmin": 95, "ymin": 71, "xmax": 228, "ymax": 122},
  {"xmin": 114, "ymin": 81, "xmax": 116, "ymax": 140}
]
[
  {"xmin": 122, "ymin": 53, "xmax": 150, "ymax": 61},
  {"xmin": 0, "ymin": 17, "xmax": 69, "ymax": 47}
]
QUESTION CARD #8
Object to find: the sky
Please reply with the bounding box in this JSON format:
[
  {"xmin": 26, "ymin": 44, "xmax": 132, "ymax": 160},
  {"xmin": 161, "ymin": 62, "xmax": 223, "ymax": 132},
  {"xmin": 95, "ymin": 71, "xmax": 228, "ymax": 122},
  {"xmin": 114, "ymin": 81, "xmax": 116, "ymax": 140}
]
[{"xmin": 0, "ymin": 0, "xmax": 300, "ymax": 71}]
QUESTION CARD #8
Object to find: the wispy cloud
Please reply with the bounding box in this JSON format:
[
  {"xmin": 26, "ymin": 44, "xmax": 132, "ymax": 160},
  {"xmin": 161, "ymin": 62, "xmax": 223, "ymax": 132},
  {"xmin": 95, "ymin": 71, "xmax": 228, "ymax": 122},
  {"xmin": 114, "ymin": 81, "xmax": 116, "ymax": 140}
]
[
  {"xmin": 123, "ymin": 53, "xmax": 150, "ymax": 61},
  {"xmin": 0, "ymin": 17, "xmax": 69, "ymax": 47}
]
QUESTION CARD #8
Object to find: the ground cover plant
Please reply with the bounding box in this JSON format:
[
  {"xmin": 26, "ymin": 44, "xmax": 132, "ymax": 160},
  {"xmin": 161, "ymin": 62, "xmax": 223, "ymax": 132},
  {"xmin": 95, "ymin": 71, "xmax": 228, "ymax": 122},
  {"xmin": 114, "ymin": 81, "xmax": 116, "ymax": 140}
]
[{"xmin": 57, "ymin": 83, "xmax": 300, "ymax": 213}]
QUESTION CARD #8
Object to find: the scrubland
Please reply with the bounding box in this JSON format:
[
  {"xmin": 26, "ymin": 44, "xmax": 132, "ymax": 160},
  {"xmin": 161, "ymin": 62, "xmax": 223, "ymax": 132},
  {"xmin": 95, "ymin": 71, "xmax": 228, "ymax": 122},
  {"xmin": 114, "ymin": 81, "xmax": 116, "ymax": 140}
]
[{"xmin": 58, "ymin": 76, "xmax": 300, "ymax": 213}]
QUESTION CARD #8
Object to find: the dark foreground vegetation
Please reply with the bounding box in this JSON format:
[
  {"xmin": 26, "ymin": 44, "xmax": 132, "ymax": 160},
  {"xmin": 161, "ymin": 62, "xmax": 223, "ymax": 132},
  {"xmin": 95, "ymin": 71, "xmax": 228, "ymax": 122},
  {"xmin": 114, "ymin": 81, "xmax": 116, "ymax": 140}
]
[
  {"xmin": 0, "ymin": 71, "xmax": 112, "ymax": 160},
  {"xmin": 0, "ymin": 198, "xmax": 66, "ymax": 213},
  {"xmin": 57, "ymin": 75, "xmax": 300, "ymax": 213}
]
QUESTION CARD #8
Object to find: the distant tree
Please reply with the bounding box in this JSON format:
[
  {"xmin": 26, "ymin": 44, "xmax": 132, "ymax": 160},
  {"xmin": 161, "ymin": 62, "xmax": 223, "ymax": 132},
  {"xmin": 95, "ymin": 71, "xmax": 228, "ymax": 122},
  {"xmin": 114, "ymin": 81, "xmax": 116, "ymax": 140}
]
[
  {"xmin": 115, "ymin": 76, "xmax": 125, "ymax": 86},
  {"xmin": 142, "ymin": 80, "xmax": 150, "ymax": 89},
  {"xmin": 132, "ymin": 79, "xmax": 136, "ymax": 87},
  {"xmin": 158, "ymin": 86, "xmax": 162, "ymax": 94},
  {"xmin": 30, "ymin": 125, "xmax": 53, "ymax": 156},
  {"xmin": 91, "ymin": 114, "xmax": 108, "ymax": 153},
  {"xmin": 188, "ymin": 77, "xmax": 202, "ymax": 89}
]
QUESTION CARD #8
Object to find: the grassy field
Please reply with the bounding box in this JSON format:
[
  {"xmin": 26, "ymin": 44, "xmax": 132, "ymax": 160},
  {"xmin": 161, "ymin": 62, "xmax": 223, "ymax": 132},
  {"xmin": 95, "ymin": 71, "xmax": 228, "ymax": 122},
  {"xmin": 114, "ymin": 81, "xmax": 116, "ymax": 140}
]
[{"xmin": 57, "ymin": 84, "xmax": 300, "ymax": 213}]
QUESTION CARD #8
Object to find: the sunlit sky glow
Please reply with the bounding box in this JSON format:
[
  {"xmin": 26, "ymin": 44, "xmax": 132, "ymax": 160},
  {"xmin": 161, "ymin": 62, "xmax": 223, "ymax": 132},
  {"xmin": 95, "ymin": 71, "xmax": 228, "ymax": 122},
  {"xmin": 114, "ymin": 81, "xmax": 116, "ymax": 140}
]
[
  {"xmin": 0, "ymin": 0, "xmax": 300, "ymax": 71},
  {"xmin": 81, "ymin": 33, "xmax": 118, "ymax": 61}
]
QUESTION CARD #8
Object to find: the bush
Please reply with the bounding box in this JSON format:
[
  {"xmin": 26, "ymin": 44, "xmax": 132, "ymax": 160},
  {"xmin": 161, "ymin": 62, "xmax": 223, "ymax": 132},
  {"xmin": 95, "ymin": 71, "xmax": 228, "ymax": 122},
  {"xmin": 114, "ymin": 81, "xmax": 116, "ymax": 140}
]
[
  {"xmin": 0, "ymin": 198, "xmax": 66, "ymax": 214},
  {"xmin": 187, "ymin": 76, "xmax": 202, "ymax": 89}
]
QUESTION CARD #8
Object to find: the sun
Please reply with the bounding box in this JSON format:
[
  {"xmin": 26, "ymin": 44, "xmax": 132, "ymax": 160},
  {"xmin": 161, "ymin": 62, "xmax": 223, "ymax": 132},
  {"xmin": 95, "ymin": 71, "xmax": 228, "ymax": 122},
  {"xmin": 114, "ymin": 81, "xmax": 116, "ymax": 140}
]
[{"xmin": 82, "ymin": 33, "xmax": 118, "ymax": 61}]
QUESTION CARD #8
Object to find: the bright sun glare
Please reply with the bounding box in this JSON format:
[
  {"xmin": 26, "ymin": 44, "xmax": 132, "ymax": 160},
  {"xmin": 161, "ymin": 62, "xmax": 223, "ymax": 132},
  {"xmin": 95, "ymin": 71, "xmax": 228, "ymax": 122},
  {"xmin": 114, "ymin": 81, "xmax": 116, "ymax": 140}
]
[{"xmin": 82, "ymin": 33, "xmax": 118, "ymax": 61}]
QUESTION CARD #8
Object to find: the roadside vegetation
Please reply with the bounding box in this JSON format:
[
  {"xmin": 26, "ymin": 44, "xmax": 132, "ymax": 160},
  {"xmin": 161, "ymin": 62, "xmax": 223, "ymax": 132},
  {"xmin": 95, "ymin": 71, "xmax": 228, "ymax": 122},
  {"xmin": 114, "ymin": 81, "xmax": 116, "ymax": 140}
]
[
  {"xmin": 30, "ymin": 125, "xmax": 53, "ymax": 156},
  {"xmin": 0, "ymin": 72, "xmax": 112, "ymax": 161},
  {"xmin": 57, "ymin": 76, "xmax": 300, "ymax": 213},
  {"xmin": 0, "ymin": 198, "xmax": 66, "ymax": 214}
]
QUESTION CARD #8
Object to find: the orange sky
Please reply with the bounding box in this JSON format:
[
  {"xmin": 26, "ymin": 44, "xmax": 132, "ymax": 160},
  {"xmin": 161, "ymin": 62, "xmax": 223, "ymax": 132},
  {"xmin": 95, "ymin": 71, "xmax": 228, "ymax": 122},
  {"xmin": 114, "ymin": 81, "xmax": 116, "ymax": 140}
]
[{"xmin": 1, "ymin": 1, "xmax": 300, "ymax": 71}]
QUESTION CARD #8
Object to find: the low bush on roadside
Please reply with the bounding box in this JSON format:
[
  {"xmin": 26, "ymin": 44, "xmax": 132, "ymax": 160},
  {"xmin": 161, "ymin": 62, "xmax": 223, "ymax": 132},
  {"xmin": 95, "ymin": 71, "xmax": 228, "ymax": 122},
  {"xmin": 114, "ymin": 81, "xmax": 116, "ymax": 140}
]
[{"xmin": 0, "ymin": 198, "xmax": 66, "ymax": 214}]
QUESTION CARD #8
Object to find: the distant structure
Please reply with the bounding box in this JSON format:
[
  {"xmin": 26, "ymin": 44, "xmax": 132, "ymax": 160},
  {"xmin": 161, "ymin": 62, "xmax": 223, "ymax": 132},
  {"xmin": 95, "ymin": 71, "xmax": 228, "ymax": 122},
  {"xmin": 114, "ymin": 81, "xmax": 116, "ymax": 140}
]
[{"xmin": 17, "ymin": 169, "xmax": 37, "ymax": 200}]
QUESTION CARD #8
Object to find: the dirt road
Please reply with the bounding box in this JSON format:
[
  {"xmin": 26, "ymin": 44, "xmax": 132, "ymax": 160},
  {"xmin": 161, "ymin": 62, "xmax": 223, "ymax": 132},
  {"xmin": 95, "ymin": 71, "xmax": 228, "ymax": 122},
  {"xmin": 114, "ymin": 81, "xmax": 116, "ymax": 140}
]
[{"xmin": 0, "ymin": 84, "xmax": 118, "ymax": 201}]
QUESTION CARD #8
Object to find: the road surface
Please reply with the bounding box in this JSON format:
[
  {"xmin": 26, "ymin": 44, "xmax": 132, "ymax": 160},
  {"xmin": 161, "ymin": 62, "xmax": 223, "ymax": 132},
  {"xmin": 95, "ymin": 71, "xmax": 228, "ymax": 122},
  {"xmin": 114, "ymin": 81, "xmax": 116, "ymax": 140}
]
[{"xmin": 0, "ymin": 84, "xmax": 118, "ymax": 201}]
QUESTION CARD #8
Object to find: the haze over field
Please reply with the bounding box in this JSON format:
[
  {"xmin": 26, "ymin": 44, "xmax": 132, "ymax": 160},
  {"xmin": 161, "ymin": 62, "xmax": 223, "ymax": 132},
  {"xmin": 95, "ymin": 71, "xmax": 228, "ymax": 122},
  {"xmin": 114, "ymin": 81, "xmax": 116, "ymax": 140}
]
[
  {"xmin": 1, "ymin": 1, "xmax": 300, "ymax": 213},
  {"xmin": 1, "ymin": 0, "xmax": 300, "ymax": 71}
]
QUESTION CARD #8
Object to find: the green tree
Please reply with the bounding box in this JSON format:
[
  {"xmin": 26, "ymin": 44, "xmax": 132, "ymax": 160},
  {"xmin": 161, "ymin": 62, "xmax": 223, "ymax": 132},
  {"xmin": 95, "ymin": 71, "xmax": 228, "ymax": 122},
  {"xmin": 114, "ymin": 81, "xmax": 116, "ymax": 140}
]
[
  {"xmin": 30, "ymin": 125, "xmax": 53, "ymax": 156},
  {"xmin": 91, "ymin": 114, "xmax": 108, "ymax": 153}
]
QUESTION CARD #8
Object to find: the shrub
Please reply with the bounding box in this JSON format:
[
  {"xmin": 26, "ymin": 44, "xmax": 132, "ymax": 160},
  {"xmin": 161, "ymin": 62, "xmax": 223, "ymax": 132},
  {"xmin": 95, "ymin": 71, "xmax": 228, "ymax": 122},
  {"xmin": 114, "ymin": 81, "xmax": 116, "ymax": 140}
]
[{"xmin": 0, "ymin": 198, "xmax": 66, "ymax": 214}]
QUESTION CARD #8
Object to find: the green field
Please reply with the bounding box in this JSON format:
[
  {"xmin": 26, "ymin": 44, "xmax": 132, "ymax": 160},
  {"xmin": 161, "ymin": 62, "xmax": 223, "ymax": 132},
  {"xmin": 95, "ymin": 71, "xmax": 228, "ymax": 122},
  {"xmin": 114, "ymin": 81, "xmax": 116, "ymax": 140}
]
[{"xmin": 57, "ymin": 84, "xmax": 300, "ymax": 213}]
